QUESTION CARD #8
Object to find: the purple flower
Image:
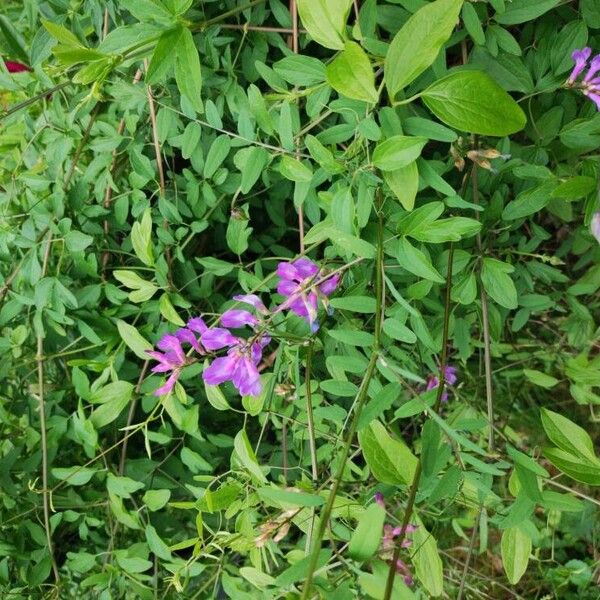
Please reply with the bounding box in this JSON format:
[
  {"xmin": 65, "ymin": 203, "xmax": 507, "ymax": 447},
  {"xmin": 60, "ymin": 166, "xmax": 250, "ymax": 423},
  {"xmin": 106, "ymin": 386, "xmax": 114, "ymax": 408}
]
[
  {"xmin": 426, "ymin": 365, "xmax": 457, "ymax": 402},
  {"xmin": 275, "ymin": 258, "xmax": 339, "ymax": 331},
  {"xmin": 591, "ymin": 213, "xmax": 600, "ymax": 244},
  {"xmin": 374, "ymin": 492, "xmax": 385, "ymax": 508},
  {"xmin": 147, "ymin": 334, "xmax": 188, "ymax": 396},
  {"xmin": 174, "ymin": 327, "xmax": 203, "ymax": 353},
  {"xmin": 568, "ymin": 47, "xmax": 592, "ymax": 83},
  {"xmin": 221, "ymin": 309, "xmax": 259, "ymax": 329},
  {"xmin": 202, "ymin": 335, "xmax": 267, "ymax": 396},
  {"xmin": 583, "ymin": 53, "xmax": 600, "ymax": 82}
]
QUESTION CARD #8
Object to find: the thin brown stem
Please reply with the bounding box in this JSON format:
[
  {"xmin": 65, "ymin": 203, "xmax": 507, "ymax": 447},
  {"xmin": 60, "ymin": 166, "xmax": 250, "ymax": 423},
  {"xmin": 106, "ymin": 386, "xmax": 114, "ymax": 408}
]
[{"xmin": 36, "ymin": 233, "xmax": 60, "ymax": 583}]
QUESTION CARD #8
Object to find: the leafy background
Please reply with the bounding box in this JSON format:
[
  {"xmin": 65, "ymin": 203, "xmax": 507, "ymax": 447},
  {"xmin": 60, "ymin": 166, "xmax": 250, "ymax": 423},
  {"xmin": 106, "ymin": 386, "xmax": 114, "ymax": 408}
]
[{"xmin": 0, "ymin": 0, "xmax": 599, "ymax": 598}]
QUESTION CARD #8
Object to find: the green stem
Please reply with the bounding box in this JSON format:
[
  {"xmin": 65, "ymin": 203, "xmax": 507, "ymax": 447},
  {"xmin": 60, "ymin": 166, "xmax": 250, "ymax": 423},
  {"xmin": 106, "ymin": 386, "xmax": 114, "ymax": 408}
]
[
  {"xmin": 304, "ymin": 342, "xmax": 318, "ymax": 552},
  {"xmin": 299, "ymin": 351, "xmax": 379, "ymax": 600},
  {"xmin": 382, "ymin": 242, "xmax": 455, "ymax": 600}
]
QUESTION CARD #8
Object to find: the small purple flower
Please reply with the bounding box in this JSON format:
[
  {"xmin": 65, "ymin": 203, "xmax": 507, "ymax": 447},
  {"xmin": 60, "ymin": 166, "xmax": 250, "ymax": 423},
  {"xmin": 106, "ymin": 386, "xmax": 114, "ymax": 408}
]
[
  {"xmin": 221, "ymin": 309, "xmax": 259, "ymax": 329},
  {"xmin": 275, "ymin": 258, "xmax": 339, "ymax": 331},
  {"xmin": 568, "ymin": 47, "xmax": 592, "ymax": 84},
  {"xmin": 426, "ymin": 365, "xmax": 457, "ymax": 402},
  {"xmin": 591, "ymin": 213, "xmax": 600, "ymax": 244},
  {"xmin": 174, "ymin": 327, "xmax": 203, "ymax": 353},
  {"xmin": 147, "ymin": 334, "xmax": 188, "ymax": 396},
  {"xmin": 583, "ymin": 54, "xmax": 600, "ymax": 82},
  {"xmin": 374, "ymin": 492, "xmax": 385, "ymax": 508}
]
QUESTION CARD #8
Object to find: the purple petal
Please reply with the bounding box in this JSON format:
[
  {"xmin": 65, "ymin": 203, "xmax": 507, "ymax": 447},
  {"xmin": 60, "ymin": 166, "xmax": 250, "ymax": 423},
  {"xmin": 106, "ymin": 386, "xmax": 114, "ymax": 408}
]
[
  {"xmin": 203, "ymin": 355, "xmax": 237, "ymax": 386},
  {"xmin": 319, "ymin": 273, "xmax": 340, "ymax": 296},
  {"xmin": 201, "ymin": 327, "xmax": 238, "ymax": 350},
  {"xmin": 426, "ymin": 376, "xmax": 439, "ymax": 391},
  {"xmin": 157, "ymin": 334, "xmax": 185, "ymax": 364},
  {"xmin": 293, "ymin": 257, "xmax": 319, "ymax": 278},
  {"xmin": 154, "ymin": 372, "xmax": 179, "ymax": 396},
  {"xmin": 277, "ymin": 280, "xmax": 299, "ymax": 300},
  {"xmin": 276, "ymin": 262, "xmax": 298, "ymax": 281},
  {"xmin": 374, "ymin": 492, "xmax": 385, "ymax": 507},
  {"xmin": 233, "ymin": 294, "xmax": 268, "ymax": 314},
  {"xmin": 444, "ymin": 366, "xmax": 457, "ymax": 385},
  {"xmin": 232, "ymin": 357, "xmax": 262, "ymax": 397},
  {"xmin": 175, "ymin": 328, "xmax": 203, "ymax": 353},
  {"xmin": 585, "ymin": 90, "xmax": 600, "ymax": 111},
  {"xmin": 568, "ymin": 47, "xmax": 592, "ymax": 83},
  {"xmin": 220, "ymin": 309, "xmax": 258, "ymax": 329},
  {"xmin": 187, "ymin": 317, "xmax": 208, "ymax": 334},
  {"xmin": 591, "ymin": 213, "xmax": 600, "ymax": 244},
  {"xmin": 583, "ymin": 53, "xmax": 600, "ymax": 82}
]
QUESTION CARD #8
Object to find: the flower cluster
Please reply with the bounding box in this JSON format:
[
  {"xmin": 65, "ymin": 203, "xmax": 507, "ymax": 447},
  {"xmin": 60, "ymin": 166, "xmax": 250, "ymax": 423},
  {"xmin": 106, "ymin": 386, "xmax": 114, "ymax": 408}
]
[
  {"xmin": 567, "ymin": 48, "xmax": 600, "ymax": 110},
  {"xmin": 374, "ymin": 493, "xmax": 417, "ymax": 586},
  {"xmin": 147, "ymin": 259, "xmax": 339, "ymax": 398},
  {"xmin": 426, "ymin": 365, "xmax": 457, "ymax": 403}
]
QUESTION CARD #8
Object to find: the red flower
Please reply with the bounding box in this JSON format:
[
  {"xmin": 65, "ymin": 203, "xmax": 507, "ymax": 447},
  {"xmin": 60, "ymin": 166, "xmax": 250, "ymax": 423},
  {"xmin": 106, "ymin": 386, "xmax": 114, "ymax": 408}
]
[{"xmin": 5, "ymin": 60, "xmax": 30, "ymax": 73}]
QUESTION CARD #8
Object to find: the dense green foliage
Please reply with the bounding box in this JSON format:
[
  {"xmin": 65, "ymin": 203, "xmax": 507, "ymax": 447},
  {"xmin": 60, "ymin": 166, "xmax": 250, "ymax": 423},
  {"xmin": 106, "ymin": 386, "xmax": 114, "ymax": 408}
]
[{"xmin": 1, "ymin": 0, "xmax": 599, "ymax": 598}]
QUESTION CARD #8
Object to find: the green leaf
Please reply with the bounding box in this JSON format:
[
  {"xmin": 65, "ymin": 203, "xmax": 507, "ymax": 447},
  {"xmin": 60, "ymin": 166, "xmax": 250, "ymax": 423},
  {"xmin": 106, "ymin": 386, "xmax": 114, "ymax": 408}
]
[
  {"xmin": 89, "ymin": 381, "xmax": 134, "ymax": 428},
  {"xmin": 543, "ymin": 448, "xmax": 600, "ymax": 485},
  {"xmin": 65, "ymin": 231, "xmax": 93, "ymax": 252},
  {"xmin": 279, "ymin": 155, "xmax": 313, "ymax": 182},
  {"xmin": 502, "ymin": 181, "xmax": 558, "ymax": 220},
  {"xmin": 89, "ymin": 381, "xmax": 135, "ymax": 405},
  {"xmin": 51, "ymin": 467, "xmax": 96, "ymax": 486},
  {"xmin": 358, "ymin": 420, "xmax": 418, "ymax": 485},
  {"xmin": 422, "ymin": 71, "xmax": 527, "ymax": 136},
  {"xmin": 382, "ymin": 319, "xmax": 417, "ymax": 343},
  {"xmin": 235, "ymin": 146, "xmax": 269, "ymax": 193},
  {"xmin": 204, "ymin": 135, "xmax": 231, "ymax": 179},
  {"xmin": 143, "ymin": 489, "xmax": 171, "ymax": 511},
  {"xmin": 296, "ymin": 0, "xmax": 353, "ymax": 50},
  {"xmin": 242, "ymin": 372, "xmax": 273, "ymax": 416},
  {"xmin": 551, "ymin": 176, "xmax": 596, "ymax": 201},
  {"xmin": 131, "ymin": 208, "xmax": 154, "ymax": 266},
  {"xmin": 326, "ymin": 41, "xmax": 378, "ymax": 103},
  {"xmin": 480, "ymin": 258, "xmax": 518, "ymax": 309},
  {"xmin": 540, "ymin": 408, "xmax": 597, "ymax": 461},
  {"xmin": 233, "ymin": 429, "xmax": 267, "ymax": 483},
  {"xmin": 410, "ymin": 217, "xmax": 481, "ymax": 243},
  {"xmin": 462, "ymin": 2, "xmax": 485, "ymax": 45},
  {"xmin": 0, "ymin": 15, "xmax": 30, "ymax": 63},
  {"xmin": 495, "ymin": 0, "xmax": 560, "ymax": 25},
  {"xmin": 384, "ymin": 0, "xmax": 463, "ymax": 97},
  {"xmin": 203, "ymin": 377, "xmax": 232, "ymax": 411},
  {"xmin": 175, "ymin": 28, "xmax": 203, "ymax": 113},
  {"xmin": 348, "ymin": 503, "xmax": 386, "ymax": 561},
  {"xmin": 412, "ymin": 514, "xmax": 444, "ymax": 596},
  {"xmin": 324, "ymin": 227, "xmax": 376, "ymax": 258},
  {"xmin": 384, "ymin": 161, "xmax": 419, "ymax": 211},
  {"xmin": 330, "ymin": 296, "xmax": 377, "ymax": 313},
  {"xmin": 257, "ymin": 487, "xmax": 324, "ymax": 507},
  {"xmin": 372, "ymin": 136, "xmax": 427, "ymax": 171},
  {"xmin": 397, "ymin": 238, "xmax": 445, "ymax": 283},
  {"xmin": 106, "ymin": 473, "xmax": 144, "ymax": 498},
  {"xmin": 501, "ymin": 527, "xmax": 531, "ymax": 584},
  {"xmin": 116, "ymin": 319, "xmax": 153, "ymax": 360},
  {"xmin": 145, "ymin": 525, "xmax": 172, "ymax": 560},
  {"xmin": 273, "ymin": 55, "xmax": 326, "ymax": 86},
  {"xmin": 159, "ymin": 293, "xmax": 185, "ymax": 326},
  {"xmin": 42, "ymin": 19, "xmax": 82, "ymax": 47},
  {"xmin": 146, "ymin": 26, "xmax": 182, "ymax": 84},
  {"xmin": 523, "ymin": 369, "xmax": 558, "ymax": 388}
]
